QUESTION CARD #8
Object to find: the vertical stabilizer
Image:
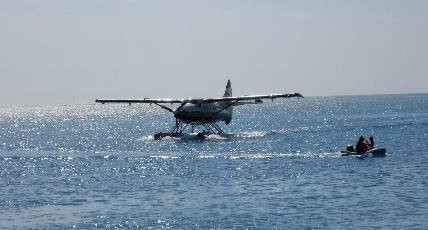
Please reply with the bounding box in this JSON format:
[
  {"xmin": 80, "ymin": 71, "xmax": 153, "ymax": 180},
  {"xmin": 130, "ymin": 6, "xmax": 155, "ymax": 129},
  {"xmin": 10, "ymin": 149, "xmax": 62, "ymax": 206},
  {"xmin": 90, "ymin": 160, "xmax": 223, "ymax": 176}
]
[
  {"xmin": 222, "ymin": 80, "xmax": 233, "ymax": 124},
  {"xmin": 223, "ymin": 80, "xmax": 232, "ymax": 97}
]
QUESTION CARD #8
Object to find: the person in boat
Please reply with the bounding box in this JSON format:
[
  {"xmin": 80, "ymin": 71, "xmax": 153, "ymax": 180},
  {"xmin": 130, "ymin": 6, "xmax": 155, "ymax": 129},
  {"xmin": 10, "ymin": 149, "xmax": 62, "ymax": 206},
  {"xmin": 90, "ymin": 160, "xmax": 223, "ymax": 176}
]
[
  {"xmin": 355, "ymin": 136, "xmax": 370, "ymax": 154},
  {"xmin": 368, "ymin": 136, "xmax": 375, "ymax": 149}
]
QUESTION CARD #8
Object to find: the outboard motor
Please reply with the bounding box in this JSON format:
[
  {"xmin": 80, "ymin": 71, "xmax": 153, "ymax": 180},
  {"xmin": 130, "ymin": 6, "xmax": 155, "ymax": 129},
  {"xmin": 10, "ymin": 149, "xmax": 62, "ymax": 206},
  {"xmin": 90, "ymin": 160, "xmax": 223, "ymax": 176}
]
[{"xmin": 346, "ymin": 144, "xmax": 355, "ymax": 152}]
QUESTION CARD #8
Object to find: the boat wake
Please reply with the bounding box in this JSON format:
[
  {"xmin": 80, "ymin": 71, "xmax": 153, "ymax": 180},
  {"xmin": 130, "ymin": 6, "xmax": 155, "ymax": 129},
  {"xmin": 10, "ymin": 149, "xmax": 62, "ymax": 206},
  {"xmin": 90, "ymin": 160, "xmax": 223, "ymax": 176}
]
[
  {"xmin": 193, "ymin": 151, "xmax": 343, "ymax": 160},
  {"xmin": 235, "ymin": 131, "xmax": 268, "ymax": 138}
]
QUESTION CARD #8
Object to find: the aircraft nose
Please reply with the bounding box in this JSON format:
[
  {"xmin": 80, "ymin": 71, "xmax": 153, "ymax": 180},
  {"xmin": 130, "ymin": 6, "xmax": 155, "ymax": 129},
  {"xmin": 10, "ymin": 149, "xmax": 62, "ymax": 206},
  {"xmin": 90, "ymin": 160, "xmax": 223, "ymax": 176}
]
[{"xmin": 173, "ymin": 108, "xmax": 184, "ymax": 118}]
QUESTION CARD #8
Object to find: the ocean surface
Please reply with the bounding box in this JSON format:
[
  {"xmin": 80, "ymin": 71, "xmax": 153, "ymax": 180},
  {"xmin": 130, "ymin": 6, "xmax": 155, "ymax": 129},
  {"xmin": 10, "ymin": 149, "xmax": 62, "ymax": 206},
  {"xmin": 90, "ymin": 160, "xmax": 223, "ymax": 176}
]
[{"xmin": 1, "ymin": 94, "xmax": 427, "ymax": 229}]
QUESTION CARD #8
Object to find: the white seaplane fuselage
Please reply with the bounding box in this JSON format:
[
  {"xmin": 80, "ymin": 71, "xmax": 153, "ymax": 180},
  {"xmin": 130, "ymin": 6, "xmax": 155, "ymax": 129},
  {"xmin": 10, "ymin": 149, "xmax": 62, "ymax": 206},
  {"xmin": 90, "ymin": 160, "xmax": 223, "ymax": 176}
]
[{"xmin": 173, "ymin": 101, "xmax": 232, "ymax": 124}]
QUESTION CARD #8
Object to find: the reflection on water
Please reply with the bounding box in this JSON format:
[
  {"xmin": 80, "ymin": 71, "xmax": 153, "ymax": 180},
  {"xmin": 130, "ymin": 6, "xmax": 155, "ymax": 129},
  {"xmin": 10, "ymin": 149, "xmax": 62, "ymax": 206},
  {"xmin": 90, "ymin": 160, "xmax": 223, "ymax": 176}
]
[{"xmin": 1, "ymin": 95, "xmax": 428, "ymax": 228}]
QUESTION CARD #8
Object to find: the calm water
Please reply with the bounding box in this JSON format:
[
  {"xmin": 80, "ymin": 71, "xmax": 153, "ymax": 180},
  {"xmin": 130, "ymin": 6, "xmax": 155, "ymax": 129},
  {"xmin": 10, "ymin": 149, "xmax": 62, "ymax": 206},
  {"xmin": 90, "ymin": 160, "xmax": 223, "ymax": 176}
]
[{"xmin": 1, "ymin": 94, "xmax": 427, "ymax": 229}]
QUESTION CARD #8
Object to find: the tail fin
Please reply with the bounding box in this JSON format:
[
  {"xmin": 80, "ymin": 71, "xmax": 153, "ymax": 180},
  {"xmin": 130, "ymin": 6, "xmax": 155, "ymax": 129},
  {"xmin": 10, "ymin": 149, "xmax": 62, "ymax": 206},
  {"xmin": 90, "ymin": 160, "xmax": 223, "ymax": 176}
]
[
  {"xmin": 222, "ymin": 80, "xmax": 233, "ymax": 124},
  {"xmin": 223, "ymin": 80, "xmax": 232, "ymax": 97}
]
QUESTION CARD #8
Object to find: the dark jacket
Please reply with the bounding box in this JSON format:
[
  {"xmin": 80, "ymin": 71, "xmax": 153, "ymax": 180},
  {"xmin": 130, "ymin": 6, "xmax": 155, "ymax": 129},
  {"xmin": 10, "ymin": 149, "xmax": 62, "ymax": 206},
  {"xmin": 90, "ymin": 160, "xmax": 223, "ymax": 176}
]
[{"xmin": 356, "ymin": 141, "xmax": 370, "ymax": 154}]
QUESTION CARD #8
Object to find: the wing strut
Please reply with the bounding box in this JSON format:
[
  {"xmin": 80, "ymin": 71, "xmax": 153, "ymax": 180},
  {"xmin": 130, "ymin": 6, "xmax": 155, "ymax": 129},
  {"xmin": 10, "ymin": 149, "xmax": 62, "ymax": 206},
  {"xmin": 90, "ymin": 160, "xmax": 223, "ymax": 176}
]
[{"xmin": 154, "ymin": 103, "xmax": 173, "ymax": 113}]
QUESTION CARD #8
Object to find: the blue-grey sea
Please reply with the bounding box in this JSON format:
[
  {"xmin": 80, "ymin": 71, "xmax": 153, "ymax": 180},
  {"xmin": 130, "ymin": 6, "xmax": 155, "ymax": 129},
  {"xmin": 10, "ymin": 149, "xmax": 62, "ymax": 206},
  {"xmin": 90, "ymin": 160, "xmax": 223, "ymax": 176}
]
[{"xmin": 1, "ymin": 94, "xmax": 427, "ymax": 229}]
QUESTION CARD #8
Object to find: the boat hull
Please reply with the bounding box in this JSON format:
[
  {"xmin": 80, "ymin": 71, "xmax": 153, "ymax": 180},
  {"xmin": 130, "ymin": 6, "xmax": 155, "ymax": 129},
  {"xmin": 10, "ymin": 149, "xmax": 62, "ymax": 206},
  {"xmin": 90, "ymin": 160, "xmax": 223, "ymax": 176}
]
[{"xmin": 341, "ymin": 148, "xmax": 387, "ymax": 157}]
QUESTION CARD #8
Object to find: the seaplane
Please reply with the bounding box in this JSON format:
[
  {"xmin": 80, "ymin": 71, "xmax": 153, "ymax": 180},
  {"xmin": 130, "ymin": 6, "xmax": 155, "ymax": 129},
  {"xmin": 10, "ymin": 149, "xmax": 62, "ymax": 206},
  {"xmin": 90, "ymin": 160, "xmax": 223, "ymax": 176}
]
[{"xmin": 95, "ymin": 80, "xmax": 303, "ymax": 139}]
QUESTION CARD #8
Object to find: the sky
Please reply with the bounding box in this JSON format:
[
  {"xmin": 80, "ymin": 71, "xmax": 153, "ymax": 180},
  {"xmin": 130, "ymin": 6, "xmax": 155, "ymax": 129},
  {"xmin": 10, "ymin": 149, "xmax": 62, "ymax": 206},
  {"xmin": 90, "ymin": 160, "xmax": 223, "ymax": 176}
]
[{"xmin": 1, "ymin": 0, "xmax": 427, "ymax": 105}]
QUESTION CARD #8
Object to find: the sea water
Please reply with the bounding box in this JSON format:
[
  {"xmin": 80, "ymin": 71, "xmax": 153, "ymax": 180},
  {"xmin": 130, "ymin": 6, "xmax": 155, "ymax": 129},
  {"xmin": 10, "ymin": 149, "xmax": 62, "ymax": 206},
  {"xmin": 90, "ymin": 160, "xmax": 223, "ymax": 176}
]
[{"xmin": 0, "ymin": 94, "xmax": 427, "ymax": 229}]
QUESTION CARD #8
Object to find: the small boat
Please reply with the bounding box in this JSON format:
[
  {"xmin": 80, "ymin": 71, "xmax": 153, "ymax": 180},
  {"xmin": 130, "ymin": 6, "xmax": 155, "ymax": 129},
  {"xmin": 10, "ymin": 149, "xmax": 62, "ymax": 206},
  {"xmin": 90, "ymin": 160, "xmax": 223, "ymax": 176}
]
[{"xmin": 341, "ymin": 145, "xmax": 387, "ymax": 157}]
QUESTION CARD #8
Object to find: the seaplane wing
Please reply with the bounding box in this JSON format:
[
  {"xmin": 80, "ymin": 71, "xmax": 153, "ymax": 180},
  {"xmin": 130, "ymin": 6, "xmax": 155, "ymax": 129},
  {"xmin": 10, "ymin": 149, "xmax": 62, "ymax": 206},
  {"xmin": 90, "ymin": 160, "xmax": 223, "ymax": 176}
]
[
  {"xmin": 95, "ymin": 93, "xmax": 303, "ymax": 105},
  {"xmin": 202, "ymin": 93, "xmax": 303, "ymax": 103},
  {"xmin": 95, "ymin": 98, "xmax": 185, "ymax": 104}
]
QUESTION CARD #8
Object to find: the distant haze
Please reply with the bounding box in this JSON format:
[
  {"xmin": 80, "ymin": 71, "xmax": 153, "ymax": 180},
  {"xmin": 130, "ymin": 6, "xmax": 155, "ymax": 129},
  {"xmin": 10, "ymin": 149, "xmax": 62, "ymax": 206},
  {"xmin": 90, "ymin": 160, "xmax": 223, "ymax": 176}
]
[{"xmin": 1, "ymin": 0, "xmax": 427, "ymax": 105}]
